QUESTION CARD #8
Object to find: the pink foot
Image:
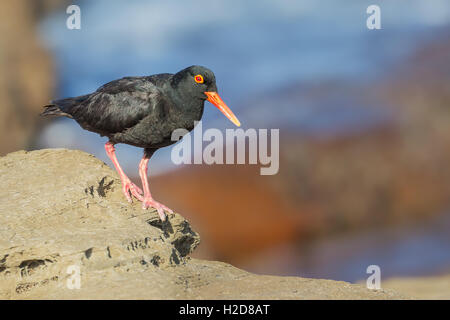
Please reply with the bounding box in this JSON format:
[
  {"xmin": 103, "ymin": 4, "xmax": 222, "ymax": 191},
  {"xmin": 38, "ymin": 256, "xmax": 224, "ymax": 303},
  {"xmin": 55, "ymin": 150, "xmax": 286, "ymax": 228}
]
[
  {"xmin": 142, "ymin": 197, "xmax": 173, "ymax": 221},
  {"xmin": 121, "ymin": 178, "xmax": 144, "ymax": 202}
]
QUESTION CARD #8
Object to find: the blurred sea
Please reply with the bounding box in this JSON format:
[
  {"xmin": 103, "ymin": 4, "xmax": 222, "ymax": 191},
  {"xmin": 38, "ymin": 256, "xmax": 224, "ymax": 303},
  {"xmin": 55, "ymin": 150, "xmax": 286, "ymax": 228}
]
[{"xmin": 244, "ymin": 213, "xmax": 450, "ymax": 282}]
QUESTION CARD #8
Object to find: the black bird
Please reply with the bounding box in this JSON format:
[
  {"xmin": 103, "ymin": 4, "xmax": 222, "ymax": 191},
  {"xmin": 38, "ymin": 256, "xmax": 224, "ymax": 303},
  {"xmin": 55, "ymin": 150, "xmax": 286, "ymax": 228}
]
[{"xmin": 41, "ymin": 65, "xmax": 240, "ymax": 221}]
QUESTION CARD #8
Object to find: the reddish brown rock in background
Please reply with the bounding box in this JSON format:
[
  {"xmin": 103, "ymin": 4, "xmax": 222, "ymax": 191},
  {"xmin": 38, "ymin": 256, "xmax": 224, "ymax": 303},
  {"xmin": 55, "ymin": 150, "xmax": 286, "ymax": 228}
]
[{"xmin": 152, "ymin": 164, "xmax": 305, "ymax": 263}]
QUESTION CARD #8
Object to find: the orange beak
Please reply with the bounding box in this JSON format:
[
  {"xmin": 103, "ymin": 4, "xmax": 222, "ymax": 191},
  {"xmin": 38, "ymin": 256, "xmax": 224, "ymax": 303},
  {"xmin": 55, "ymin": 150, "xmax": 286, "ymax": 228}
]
[{"xmin": 204, "ymin": 92, "xmax": 241, "ymax": 127}]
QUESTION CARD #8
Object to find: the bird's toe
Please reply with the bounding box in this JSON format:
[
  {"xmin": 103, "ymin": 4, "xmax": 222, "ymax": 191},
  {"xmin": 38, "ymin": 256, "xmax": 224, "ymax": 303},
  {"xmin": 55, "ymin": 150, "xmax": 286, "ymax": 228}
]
[
  {"xmin": 142, "ymin": 198, "xmax": 171, "ymax": 221},
  {"xmin": 121, "ymin": 186, "xmax": 133, "ymax": 203},
  {"xmin": 121, "ymin": 179, "xmax": 144, "ymax": 202},
  {"xmin": 129, "ymin": 186, "xmax": 144, "ymax": 201},
  {"xmin": 131, "ymin": 182, "xmax": 143, "ymax": 195}
]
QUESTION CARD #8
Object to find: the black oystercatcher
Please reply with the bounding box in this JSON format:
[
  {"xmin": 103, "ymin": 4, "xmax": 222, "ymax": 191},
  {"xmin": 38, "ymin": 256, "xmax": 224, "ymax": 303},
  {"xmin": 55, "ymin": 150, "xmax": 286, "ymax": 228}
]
[{"xmin": 41, "ymin": 65, "xmax": 240, "ymax": 221}]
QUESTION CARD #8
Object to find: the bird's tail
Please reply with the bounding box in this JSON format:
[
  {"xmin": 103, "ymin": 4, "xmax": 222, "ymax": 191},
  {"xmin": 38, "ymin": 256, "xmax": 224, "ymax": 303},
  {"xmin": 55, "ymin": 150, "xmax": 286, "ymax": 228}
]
[
  {"xmin": 40, "ymin": 104, "xmax": 72, "ymax": 118},
  {"xmin": 40, "ymin": 95, "xmax": 90, "ymax": 118}
]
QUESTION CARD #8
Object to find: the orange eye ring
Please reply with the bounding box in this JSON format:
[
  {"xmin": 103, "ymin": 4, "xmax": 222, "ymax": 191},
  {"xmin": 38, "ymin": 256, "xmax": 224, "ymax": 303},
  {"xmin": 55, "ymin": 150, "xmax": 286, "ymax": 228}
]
[{"xmin": 194, "ymin": 74, "xmax": 204, "ymax": 84}]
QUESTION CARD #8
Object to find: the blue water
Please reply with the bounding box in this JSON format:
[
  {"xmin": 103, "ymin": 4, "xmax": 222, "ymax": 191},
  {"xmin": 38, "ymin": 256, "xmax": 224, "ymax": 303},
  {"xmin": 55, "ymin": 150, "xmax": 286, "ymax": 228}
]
[
  {"xmin": 244, "ymin": 213, "xmax": 450, "ymax": 282},
  {"xmin": 36, "ymin": 0, "xmax": 450, "ymax": 174}
]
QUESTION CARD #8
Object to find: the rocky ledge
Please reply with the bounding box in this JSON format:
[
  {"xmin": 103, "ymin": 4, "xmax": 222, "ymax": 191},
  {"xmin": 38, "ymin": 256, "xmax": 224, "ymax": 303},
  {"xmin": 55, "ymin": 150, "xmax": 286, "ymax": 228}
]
[{"xmin": 0, "ymin": 149, "xmax": 406, "ymax": 299}]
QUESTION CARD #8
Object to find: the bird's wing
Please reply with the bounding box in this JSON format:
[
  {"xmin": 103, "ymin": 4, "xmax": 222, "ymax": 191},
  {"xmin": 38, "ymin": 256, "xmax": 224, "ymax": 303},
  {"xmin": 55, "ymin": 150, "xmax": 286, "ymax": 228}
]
[{"xmin": 70, "ymin": 77, "xmax": 168, "ymax": 135}]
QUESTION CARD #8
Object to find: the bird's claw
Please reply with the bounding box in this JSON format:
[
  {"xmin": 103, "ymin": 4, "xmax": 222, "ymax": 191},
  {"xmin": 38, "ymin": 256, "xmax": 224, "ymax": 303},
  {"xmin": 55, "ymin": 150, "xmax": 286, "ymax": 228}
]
[
  {"xmin": 142, "ymin": 197, "xmax": 173, "ymax": 221},
  {"xmin": 122, "ymin": 179, "xmax": 144, "ymax": 202}
]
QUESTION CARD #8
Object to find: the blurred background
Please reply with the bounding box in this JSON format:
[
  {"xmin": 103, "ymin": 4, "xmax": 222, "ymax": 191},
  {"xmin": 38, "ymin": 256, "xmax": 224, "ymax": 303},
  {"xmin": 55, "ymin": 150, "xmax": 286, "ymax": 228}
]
[{"xmin": 2, "ymin": 0, "xmax": 450, "ymax": 286}]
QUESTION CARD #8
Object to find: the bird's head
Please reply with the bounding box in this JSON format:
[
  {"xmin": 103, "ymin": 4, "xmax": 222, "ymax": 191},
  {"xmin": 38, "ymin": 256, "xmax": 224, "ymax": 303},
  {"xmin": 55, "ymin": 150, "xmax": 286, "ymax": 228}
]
[{"xmin": 171, "ymin": 65, "xmax": 240, "ymax": 127}]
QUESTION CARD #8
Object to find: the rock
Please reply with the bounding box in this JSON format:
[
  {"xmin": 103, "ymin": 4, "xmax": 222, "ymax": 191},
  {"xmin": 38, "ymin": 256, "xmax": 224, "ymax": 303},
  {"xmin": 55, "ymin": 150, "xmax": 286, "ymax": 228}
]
[
  {"xmin": 0, "ymin": 149, "xmax": 407, "ymax": 299},
  {"xmin": 382, "ymin": 274, "xmax": 450, "ymax": 300}
]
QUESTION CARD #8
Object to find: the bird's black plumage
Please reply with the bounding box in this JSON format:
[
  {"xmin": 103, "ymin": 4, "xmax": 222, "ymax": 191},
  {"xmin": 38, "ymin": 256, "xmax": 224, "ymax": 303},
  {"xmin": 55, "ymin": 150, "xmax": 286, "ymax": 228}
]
[{"xmin": 41, "ymin": 65, "xmax": 218, "ymax": 149}]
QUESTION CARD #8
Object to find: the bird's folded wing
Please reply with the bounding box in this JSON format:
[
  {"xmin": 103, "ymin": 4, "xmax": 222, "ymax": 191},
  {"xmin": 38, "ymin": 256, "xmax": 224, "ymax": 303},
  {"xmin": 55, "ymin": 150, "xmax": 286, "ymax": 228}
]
[{"xmin": 71, "ymin": 77, "xmax": 167, "ymax": 135}]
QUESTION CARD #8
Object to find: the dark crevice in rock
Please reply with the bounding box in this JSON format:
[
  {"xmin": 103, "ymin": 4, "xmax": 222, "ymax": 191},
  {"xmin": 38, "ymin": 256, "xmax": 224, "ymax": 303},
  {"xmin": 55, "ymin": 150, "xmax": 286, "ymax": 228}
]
[
  {"xmin": 85, "ymin": 186, "xmax": 95, "ymax": 197},
  {"xmin": 170, "ymin": 249, "xmax": 180, "ymax": 265},
  {"xmin": 18, "ymin": 259, "xmax": 47, "ymax": 269},
  {"xmin": 174, "ymin": 221, "xmax": 199, "ymax": 256},
  {"xmin": 148, "ymin": 218, "xmax": 174, "ymax": 238},
  {"xmin": 84, "ymin": 248, "xmax": 93, "ymax": 259},
  {"xmin": 97, "ymin": 177, "xmax": 114, "ymax": 197},
  {"xmin": 18, "ymin": 259, "xmax": 53, "ymax": 277},
  {"xmin": 0, "ymin": 254, "xmax": 8, "ymax": 264},
  {"xmin": 173, "ymin": 236, "xmax": 197, "ymax": 257},
  {"xmin": 150, "ymin": 255, "xmax": 161, "ymax": 267}
]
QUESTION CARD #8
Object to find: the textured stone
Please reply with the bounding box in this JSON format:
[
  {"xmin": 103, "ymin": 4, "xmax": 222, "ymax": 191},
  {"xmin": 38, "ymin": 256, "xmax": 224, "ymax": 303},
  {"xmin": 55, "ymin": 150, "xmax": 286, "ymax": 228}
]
[{"xmin": 0, "ymin": 149, "xmax": 406, "ymax": 299}]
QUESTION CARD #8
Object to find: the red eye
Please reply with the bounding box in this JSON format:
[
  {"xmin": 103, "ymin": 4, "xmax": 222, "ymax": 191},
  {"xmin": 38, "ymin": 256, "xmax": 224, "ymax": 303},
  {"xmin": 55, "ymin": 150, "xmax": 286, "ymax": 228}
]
[{"xmin": 194, "ymin": 75, "xmax": 204, "ymax": 83}]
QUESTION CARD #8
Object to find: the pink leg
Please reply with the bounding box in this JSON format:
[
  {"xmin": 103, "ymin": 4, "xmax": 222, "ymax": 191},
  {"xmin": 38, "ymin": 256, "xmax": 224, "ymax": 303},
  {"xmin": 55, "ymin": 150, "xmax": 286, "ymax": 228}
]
[
  {"xmin": 105, "ymin": 142, "xmax": 143, "ymax": 202},
  {"xmin": 138, "ymin": 155, "xmax": 173, "ymax": 221}
]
